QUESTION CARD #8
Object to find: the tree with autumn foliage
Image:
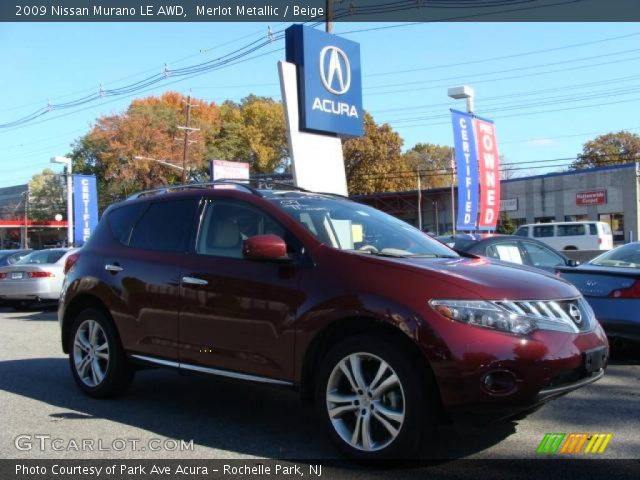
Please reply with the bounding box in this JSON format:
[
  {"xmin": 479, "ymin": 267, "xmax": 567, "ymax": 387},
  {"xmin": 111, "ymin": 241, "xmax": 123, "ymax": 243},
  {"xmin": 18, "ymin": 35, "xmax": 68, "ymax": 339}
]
[
  {"xmin": 71, "ymin": 92, "xmax": 221, "ymax": 206},
  {"xmin": 571, "ymin": 130, "xmax": 640, "ymax": 170},
  {"xmin": 343, "ymin": 112, "xmax": 414, "ymax": 195},
  {"xmin": 403, "ymin": 143, "xmax": 454, "ymax": 190}
]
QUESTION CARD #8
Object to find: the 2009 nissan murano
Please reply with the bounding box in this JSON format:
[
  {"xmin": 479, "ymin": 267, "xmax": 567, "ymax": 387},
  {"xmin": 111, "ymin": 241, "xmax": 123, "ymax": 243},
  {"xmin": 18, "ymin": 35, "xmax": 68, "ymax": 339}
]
[{"xmin": 59, "ymin": 182, "xmax": 608, "ymax": 460}]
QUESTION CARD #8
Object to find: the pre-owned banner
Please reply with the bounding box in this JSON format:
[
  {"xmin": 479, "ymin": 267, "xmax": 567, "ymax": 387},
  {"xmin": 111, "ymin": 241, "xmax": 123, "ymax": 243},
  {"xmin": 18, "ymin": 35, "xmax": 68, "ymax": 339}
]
[
  {"xmin": 72, "ymin": 175, "xmax": 99, "ymax": 246},
  {"xmin": 474, "ymin": 117, "xmax": 501, "ymax": 230},
  {"xmin": 450, "ymin": 110, "xmax": 479, "ymax": 231}
]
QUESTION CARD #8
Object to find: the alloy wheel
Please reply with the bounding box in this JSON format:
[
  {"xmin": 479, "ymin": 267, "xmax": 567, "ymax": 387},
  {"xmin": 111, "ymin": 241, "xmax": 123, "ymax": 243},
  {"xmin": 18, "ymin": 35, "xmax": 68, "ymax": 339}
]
[
  {"xmin": 326, "ymin": 352, "xmax": 406, "ymax": 452},
  {"xmin": 73, "ymin": 319, "xmax": 110, "ymax": 387}
]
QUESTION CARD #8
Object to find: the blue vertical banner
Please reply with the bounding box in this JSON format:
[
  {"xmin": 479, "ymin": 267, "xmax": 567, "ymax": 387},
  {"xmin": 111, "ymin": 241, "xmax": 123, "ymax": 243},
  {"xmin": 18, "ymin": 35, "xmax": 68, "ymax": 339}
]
[
  {"xmin": 72, "ymin": 175, "xmax": 99, "ymax": 246},
  {"xmin": 451, "ymin": 109, "xmax": 480, "ymax": 231}
]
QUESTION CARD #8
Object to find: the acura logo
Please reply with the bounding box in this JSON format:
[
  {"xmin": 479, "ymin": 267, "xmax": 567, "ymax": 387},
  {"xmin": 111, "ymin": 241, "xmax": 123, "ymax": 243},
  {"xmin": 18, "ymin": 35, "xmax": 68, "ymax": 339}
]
[
  {"xmin": 568, "ymin": 303, "xmax": 582, "ymax": 324},
  {"xmin": 319, "ymin": 46, "xmax": 351, "ymax": 95}
]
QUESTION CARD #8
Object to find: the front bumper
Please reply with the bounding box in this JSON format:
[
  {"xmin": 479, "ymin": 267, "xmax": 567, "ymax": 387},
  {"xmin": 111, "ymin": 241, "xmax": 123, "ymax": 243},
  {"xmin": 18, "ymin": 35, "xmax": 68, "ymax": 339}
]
[{"xmin": 422, "ymin": 317, "xmax": 609, "ymax": 413}]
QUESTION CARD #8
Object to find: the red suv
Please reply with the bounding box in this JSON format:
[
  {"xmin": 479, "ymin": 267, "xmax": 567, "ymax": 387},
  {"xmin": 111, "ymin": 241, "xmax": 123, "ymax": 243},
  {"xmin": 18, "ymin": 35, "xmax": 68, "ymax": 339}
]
[{"xmin": 59, "ymin": 182, "xmax": 608, "ymax": 460}]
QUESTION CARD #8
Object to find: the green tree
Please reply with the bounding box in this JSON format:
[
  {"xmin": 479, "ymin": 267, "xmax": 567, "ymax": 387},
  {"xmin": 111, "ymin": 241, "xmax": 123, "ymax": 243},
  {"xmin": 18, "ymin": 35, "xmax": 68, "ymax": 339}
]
[
  {"xmin": 571, "ymin": 131, "xmax": 640, "ymax": 169},
  {"xmin": 208, "ymin": 95, "xmax": 288, "ymax": 173},
  {"xmin": 496, "ymin": 212, "xmax": 516, "ymax": 235},
  {"xmin": 343, "ymin": 112, "xmax": 413, "ymax": 194},
  {"xmin": 27, "ymin": 169, "xmax": 66, "ymax": 222}
]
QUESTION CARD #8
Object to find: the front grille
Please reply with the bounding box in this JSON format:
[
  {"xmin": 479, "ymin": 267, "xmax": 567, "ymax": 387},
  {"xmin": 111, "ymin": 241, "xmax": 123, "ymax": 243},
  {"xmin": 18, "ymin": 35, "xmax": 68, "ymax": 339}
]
[{"xmin": 493, "ymin": 298, "xmax": 593, "ymax": 333}]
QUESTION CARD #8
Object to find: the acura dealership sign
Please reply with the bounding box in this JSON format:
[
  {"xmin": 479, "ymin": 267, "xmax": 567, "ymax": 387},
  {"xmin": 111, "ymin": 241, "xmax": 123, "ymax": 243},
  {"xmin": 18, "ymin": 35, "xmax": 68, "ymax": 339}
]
[{"xmin": 285, "ymin": 25, "xmax": 363, "ymax": 137}]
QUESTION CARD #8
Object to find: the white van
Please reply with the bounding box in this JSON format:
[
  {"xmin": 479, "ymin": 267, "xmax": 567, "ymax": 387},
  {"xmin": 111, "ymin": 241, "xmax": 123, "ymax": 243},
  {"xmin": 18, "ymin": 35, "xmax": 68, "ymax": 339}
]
[{"xmin": 514, "ymin": 221, "xmax": 613, "ymax": 251}]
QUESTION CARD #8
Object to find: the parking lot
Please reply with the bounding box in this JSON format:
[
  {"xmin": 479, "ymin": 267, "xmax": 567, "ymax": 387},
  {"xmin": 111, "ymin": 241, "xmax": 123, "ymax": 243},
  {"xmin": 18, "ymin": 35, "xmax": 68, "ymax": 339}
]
[{"xmin": 0, "ymin": 306, "xmax": 638, "ymax": 461}]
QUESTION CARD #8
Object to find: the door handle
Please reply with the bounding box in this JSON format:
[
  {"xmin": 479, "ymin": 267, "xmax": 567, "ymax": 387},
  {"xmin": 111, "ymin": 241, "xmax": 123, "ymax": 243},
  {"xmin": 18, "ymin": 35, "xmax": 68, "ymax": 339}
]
[
  {"xmin": 182, "ymin": 276, "xmax": 208, "ymax": 286},
  {"xmin": 105, "ymin": 264, "xmax": 124, "ymax": 273}
]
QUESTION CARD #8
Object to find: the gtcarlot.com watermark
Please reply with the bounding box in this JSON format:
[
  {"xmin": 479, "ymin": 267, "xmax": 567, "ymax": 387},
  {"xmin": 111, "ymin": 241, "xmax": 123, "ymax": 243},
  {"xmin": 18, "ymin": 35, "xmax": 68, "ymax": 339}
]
[{"xmin": 15, "ymin": 434, "xmax": 194, "ymax": 452}]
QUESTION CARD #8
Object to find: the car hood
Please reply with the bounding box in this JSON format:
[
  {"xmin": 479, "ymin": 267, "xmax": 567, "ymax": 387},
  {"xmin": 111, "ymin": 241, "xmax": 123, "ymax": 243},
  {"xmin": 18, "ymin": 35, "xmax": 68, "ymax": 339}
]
[{"xmin": 364, "ymin": 254, "xmax": 580, "ymax": 300}]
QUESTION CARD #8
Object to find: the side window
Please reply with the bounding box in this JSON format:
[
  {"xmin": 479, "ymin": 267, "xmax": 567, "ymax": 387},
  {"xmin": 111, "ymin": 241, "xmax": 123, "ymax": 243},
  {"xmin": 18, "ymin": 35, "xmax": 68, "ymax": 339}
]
[
  {"xmin": 129, "ymin": 199, "xmax": 198, "ymax": 252},
  {"xmin": 589, "ymin": 224, "xmax": 598, "ymax": 235},
  {"xmin": 485, "ymin": 242, "xmax": 524, "ymax": 264},
  {"xmin": 197, "ymin": 200, "xmax": 287, "ymax": 259},
  {"xmin": 107, "ymin": 203, "xmax": 147, "ymax": 246},
  {"xmin": 533, "ymin": 225, "xmax": 554, "ymax": 238},
  {"xmin": 514, "ymin": 226, "xmax": 528, "ymax": 237},
  {"xmin": 557, "ymin": 224, "xmax": 585, "ymax": 236},
  {"xmin": 521, "ymin": 242, "xmax": 564, "ymax": 268}
]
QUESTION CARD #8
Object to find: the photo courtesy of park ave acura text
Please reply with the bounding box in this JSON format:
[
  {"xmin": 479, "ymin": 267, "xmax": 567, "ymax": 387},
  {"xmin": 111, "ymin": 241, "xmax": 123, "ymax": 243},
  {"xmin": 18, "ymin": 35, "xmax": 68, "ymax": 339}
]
[{"xmin": 0, "ymin": 1, "xmax": 639, "ymax": 479}]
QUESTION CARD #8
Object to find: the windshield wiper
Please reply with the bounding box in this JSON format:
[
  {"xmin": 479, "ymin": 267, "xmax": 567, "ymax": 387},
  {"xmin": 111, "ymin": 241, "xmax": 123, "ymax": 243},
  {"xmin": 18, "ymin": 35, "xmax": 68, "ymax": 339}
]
[{"xmin": 406, "ymin": 254, "xmax": 458, "ymax": 258}]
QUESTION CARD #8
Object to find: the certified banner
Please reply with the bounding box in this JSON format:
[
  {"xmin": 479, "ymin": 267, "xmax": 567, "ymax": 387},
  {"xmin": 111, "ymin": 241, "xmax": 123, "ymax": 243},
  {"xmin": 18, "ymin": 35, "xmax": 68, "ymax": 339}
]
[
  {"xmin": 474, "ymin": 117, "xmax": 501, "ymax": 230},
  {"xmin": 72, "ymin": 174, "xmax": 99, "ymax": 246},
  {"xmin": 450, "ymin": 110, "xmax": 479, "ymax": 231}
]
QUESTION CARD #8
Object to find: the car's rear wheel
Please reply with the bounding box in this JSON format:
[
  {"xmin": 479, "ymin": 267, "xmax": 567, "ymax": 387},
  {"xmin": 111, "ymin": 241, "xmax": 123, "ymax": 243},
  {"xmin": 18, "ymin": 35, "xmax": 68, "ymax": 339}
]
[
  {"xmin": 316, "ymin": 334, "xmax": 433, "ymax": 460},
  {"xmin": 69, "ymin": 308, "xmax": 133, "ymax": 398}
]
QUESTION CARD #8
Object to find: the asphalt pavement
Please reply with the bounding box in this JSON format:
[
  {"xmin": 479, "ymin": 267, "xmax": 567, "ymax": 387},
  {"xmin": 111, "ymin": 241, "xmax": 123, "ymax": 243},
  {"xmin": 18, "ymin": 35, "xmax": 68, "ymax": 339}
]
[{"xmin": 0, "ymin": 306, "xmax": 638, "ymax": 461}]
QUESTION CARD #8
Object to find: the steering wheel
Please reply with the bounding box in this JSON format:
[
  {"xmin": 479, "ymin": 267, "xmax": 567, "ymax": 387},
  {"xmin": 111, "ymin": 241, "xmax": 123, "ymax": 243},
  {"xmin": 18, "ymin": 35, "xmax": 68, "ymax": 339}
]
[{"xmin": 359, "ymin": 245, "xmax": 379, "ymax": 253}]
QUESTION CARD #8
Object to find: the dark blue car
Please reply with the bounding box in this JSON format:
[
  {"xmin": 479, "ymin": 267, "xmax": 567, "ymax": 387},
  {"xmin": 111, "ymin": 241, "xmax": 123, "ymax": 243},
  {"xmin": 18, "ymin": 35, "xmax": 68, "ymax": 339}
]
[{"xmin": 558, "ymin": 242, "xmax": 640, "ymax": 345}]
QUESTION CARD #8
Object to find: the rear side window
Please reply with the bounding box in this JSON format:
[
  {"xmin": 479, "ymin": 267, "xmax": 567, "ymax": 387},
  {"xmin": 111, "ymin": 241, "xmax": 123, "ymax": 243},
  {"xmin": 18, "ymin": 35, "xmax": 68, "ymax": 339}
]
[
  {"xmin": 557, "ymin": 224, "xmax": 585, "ymax": 236},
  {"xmin": 514, "ymin": 227, "xmax": 528, "ymax": 237},
  {"xmin": 108, "ymin": 203, "xmax": 147, "ymax": 245},
  {"xmin": 589, "ymin": 224, "xmax": 598, "ymax": 235},
  {"xmin": 129, "ymin": 199, "xmax": 198, "ymax": 252},
  {"xmin": 533, "ymin": 225, "xmax": 554, "ymax": 238}
]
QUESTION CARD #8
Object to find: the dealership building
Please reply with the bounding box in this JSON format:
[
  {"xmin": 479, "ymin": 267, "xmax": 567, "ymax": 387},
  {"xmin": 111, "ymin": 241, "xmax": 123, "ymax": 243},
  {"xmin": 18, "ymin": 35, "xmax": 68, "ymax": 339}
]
[{"xmin": 356, "ymin": 162, "xmax": 640, "ymax": 244}]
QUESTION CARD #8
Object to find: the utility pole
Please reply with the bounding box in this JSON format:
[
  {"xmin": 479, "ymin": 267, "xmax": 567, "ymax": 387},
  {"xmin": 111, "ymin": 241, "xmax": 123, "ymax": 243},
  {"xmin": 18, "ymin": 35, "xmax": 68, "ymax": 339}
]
[
  {"xmin": 22, "ymin": 188, "xmax": 29, "ymax": 249},
  {"xmin": 326, "ymin": 0, "xmax": 333, "ymax": 32},
  {"xmin": 450, "ymin": 150, "xmax": 456, "ymax": 235},
  {"xmin": 417, "ymin": 170, "xmax": 422, "ymax": 231},
  {"xmin": 177, "ymin": 95, "xmax": 200, "ymax": 184}
]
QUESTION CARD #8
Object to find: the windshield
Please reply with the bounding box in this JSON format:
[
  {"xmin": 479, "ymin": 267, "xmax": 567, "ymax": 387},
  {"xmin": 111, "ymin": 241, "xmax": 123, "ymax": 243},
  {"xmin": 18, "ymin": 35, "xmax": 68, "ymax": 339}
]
[
  {"xmin": 589, "ymin": 243, "xmax": 640, "ymax": 268},
  {"xmin": 15, "ymin": 250, "xmax": 66, "ymax": 265},
  {"xmin": 269, "ymin": 194, "xmax": 458, "ymax": 258}
]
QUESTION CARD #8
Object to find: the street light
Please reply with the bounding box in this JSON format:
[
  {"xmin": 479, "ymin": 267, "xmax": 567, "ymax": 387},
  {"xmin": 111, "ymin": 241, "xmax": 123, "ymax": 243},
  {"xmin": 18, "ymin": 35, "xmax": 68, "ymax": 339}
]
[
  {"xmin": 447, "ymin": 85, "xmax": 475, "ymax": 236},
  {"xmin": 448, "ymin": 85, "xmax": 475, "ymax": 114},
  {"xmin": 50, "ymin": 156, "xmax": 73, "ymax": 247},
  {"xmin": 133, "ymin": 155, "xmax": 186, "ymax": 173}
]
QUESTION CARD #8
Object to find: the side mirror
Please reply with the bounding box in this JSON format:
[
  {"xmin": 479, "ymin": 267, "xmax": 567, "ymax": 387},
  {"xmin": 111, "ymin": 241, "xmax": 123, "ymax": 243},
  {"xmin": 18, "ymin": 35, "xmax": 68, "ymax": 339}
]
[
  {"xmin": 567, "ymin": 259, "xmax": 580, "ymax": 267},
  {"xmin": 243, "ymin": 234, "xmax": 288, "ymax": 261}
]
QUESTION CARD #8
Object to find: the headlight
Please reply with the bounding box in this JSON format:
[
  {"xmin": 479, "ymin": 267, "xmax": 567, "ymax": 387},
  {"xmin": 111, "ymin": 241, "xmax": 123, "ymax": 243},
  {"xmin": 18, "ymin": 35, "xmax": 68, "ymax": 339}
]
[{"xmin": 429, "ymin": 299, "xmax": 581, "ymax": 335}]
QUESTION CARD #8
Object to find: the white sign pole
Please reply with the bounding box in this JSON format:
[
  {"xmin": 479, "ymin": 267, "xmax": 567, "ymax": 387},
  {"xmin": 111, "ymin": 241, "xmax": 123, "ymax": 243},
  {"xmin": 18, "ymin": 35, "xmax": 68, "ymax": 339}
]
[{"xmin": 278, "ymin": 61, "xmax": 348, "ymax": 196}]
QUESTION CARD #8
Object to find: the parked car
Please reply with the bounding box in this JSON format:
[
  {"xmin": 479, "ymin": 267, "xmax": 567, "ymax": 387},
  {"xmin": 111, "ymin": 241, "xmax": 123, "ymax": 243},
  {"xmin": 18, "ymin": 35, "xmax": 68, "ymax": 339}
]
[
  {"xmin": 514, "ymin": 221, "xmax": 613, "ymax": 251},
  {"xmin": 59, "ymin": 182, "xmax": 608, "ymax": 460},
  {"xmin": 436, "ymin": 234, "xmax": 578, "ymax": 273},
  {"xmin": 0, "ymin": 248, "xmax": 74, "ymax": 309},
  {"xmin": 558, "ymin": 242, "xmax": 640, "ymax": 346}
]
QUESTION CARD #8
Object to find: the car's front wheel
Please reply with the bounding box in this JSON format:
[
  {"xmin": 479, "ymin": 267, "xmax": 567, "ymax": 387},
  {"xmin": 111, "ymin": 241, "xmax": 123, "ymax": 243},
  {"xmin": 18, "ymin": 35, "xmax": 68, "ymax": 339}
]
[
  {"xmin": 316, "ymin": 334, "xmax": 434, "ymax": 460},
  {"xmin": 69, "ymin": 308, "xmax": 133, "ymax": 398}
]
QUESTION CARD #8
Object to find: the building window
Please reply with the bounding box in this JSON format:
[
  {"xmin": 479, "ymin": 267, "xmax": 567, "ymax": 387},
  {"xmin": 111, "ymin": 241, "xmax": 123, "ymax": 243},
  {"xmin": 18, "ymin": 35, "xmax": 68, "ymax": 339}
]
[
  {"xmin": 534, "ymin": 216, "xmax": 555, "ymax": 224},
  {"xmin": 599, "ymin": 213, "xmax": 625, "ymax": 243},
  {"xmin": 565, "ymin": 214, "xmax": 588, "ymax": 222}
]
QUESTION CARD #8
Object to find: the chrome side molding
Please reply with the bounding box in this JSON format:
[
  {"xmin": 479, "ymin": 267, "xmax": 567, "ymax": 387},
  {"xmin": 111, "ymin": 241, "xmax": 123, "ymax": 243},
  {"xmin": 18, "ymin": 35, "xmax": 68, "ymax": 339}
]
[{"xmin": 130, "ymin": 354, "xmax": 292, "ymax": 386}]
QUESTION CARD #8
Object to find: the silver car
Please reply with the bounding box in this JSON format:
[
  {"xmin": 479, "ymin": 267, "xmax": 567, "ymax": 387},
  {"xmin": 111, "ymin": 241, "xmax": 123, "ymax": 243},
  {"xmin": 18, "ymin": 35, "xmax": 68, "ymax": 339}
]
[{"xmin": 0, "ymin": 248, "xmax": 74, "ymax": 308}]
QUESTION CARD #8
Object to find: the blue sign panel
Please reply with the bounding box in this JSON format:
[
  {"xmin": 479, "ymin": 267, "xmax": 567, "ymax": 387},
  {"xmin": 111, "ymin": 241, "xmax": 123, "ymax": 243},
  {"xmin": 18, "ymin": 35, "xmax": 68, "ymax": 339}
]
[
  {"xmin": 73, "ymin": 175, "xmax": 99, "ymax": 246},
  {"xmin": 285, "ymin": 24, "xmax": 363, "ymax": 137},
  {"xmin": 451, "ymin": 109, "xmax": 479, "ymax": 231}
]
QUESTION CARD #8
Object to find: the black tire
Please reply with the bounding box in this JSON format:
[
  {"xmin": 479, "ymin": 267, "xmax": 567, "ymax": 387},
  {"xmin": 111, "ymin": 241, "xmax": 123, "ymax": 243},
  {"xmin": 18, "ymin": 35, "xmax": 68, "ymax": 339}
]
[
  {"xmin": 68, "ymin": 308, "xmax": 134, "ymax": 398},
  {"xmin": 315, "ymin": 334, "xmax": 435, "ymax": 460}
]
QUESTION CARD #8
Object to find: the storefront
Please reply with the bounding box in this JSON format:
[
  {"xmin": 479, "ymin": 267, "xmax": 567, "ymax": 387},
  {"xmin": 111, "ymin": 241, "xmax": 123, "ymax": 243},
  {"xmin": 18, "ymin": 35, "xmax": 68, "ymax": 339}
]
[{"xmin": 356, "ymin": 162, "xmax": 640, "ymax": 244}]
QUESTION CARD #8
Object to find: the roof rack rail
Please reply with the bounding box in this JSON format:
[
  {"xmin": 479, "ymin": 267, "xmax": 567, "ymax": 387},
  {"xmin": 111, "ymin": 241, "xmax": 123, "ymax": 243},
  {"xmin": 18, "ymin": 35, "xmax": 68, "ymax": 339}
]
[{"xmin": 126, "ymin": 179, "xmax": 262, "ymax": 201}]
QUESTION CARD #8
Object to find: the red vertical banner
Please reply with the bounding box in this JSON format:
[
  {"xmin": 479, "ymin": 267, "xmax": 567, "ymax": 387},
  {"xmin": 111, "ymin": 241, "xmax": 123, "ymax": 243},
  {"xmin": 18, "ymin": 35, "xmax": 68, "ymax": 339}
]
[{"xmin": 474, "ymin": 118, "xmax": 500, "ymax": 230}]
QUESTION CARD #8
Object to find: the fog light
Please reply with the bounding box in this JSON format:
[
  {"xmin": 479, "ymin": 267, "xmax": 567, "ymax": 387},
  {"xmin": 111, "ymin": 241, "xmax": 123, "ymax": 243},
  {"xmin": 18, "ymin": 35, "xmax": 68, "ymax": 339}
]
[{"xmin": 482, "ymin": 370, "xmax": 518, "ymax": 396}]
